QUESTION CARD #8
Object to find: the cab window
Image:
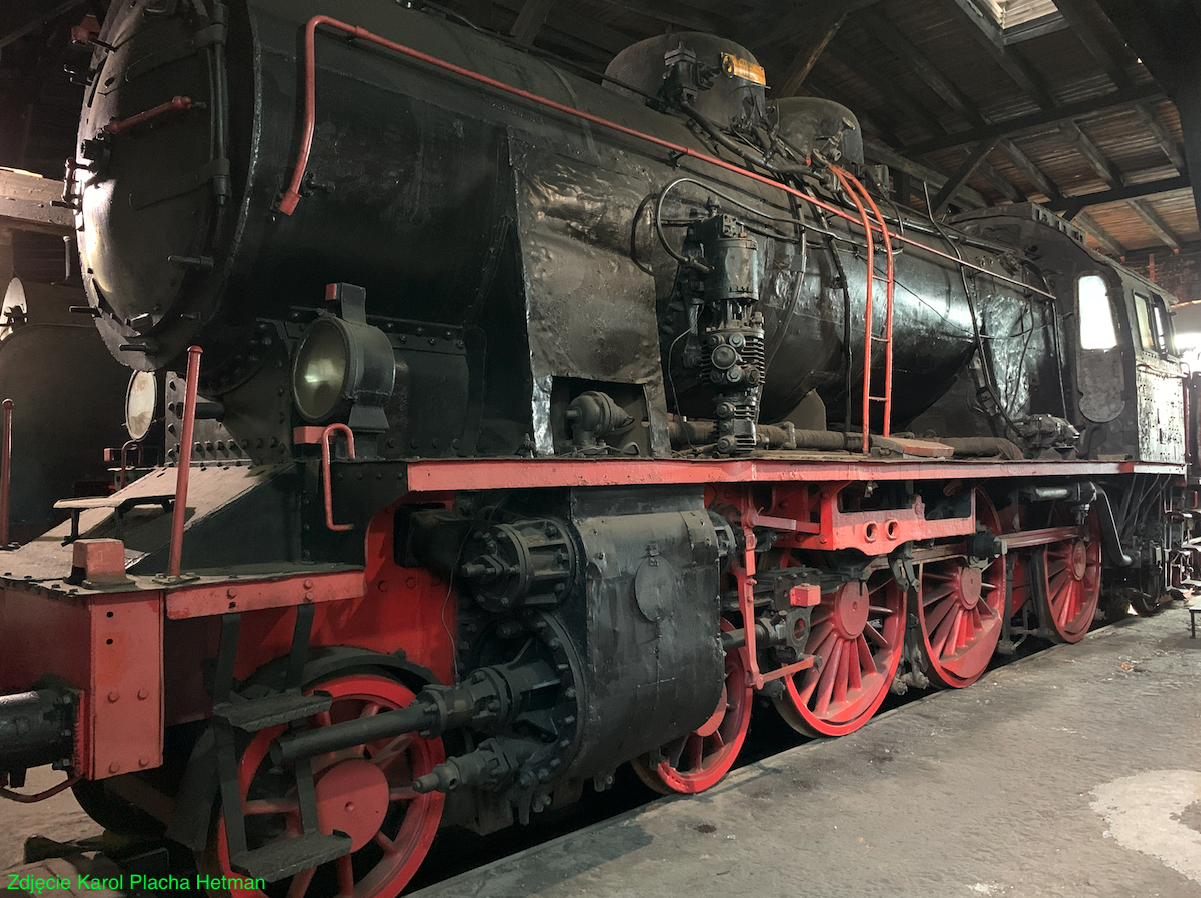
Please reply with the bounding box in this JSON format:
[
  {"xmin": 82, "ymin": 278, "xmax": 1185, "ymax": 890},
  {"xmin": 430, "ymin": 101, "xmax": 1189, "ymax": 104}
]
[
  {"xmin": 1078, "ymin": 275, "xmax": 1117, "ymax": 350},
  {"xmin": 1135, "ymin": 291, "xmax": 1176, "ymax": 356},
  {"xmin": 1135, "ymin": 293, "xmax": 1155, "ymax": 351}
]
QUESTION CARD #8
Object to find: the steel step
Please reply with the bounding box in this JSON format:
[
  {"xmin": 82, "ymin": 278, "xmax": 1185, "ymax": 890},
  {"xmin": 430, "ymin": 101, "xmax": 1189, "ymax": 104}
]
[
  {"xmin": 230, "ymin": 831, "xmax": 352, "ymax": 882},
  {"xmin": 213, "ymin": 691, "xmax": 332, "ymax": 732}
]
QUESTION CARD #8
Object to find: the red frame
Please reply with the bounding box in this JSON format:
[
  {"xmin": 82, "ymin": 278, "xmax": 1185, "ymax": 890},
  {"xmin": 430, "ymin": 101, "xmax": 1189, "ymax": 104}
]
[{"xmin": 0, "ymin": 455, "xmax": 1187, "ymax": 780}]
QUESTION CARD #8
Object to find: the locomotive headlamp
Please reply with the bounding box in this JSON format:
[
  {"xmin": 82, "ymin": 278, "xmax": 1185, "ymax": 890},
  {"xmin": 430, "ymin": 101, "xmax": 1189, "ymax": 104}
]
[
  {"xmin": 124, "ymin": 371, "xmax": 157, "ymax": 440},
  {"xmin": 292, "ymin": 283, "xmax": 395, "ymax": 432}
]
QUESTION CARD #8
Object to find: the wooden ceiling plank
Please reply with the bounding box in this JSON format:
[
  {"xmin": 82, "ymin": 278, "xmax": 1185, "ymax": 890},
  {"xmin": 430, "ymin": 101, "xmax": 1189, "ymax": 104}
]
[
  {"xmin": 943, "ymin": 0, "xmax": 1056, "ymax": 109},
  {"xmin": 827, "ymin": 38, "xmax": 946, "ymax": 137},
  {"xmin": 590, "ymin": 0, "xmax": 734, "ymax": 35},
  {"xmin": 1133, "ymin": 105, "xmax": 1187, "ymax": 173},
  {"xmin": 859, "ymin": 9, "xmax": 987, "ymax": 128},
  {"xmin": 775, "ymin": 10, "xmax": 847, "ymax": 97},
  {"xmin": 979, "ymin": 160, "xmax": 1028, "ymax": 202},
  {"xmin": 902, "ymin": 83, "xmax": 1165, "ymax": 157},
  {"xmin": 1051, "ymin": 175, "xmax": 1192, "ymax": 214},
  {"xmin": 1127, "ymin": 198, "xmax": 1182, "ymax": 248},
  {"xmin": 932, "ymin": 139, "xmax": 1000, "ymax": 216},
  {"xmin": 1059, "ymin": 120, "xmax": 1126, "ymax": 186},
  {"xmin": 997, "ymin": 138, "xmax": 1064, "ymax": 202},
  {"xmin": 1073, "ymin": 209, "xmax": 1127, "ymax": 254},
  {"xmin": 806, "ymin": 73, "xmax": 904, "ymax": 147},
  {"xmin": 1051, "ymin": 0, "xmax": 1135, "ymax": 89}
]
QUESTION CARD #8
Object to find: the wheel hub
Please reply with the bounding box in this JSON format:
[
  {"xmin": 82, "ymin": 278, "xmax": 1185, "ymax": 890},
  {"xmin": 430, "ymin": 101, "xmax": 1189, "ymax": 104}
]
[
  {"xmin": 313, "ymin": 758, "xmax": 390, "ymax": 852},
  {"xmin": 957, "ymin": 567, "xmax": 983, "ymax": 608},
  {"xmin": 1070, "ymin": 541, "xmax": 1088, "ymax": 580},
  {"xmin": 831, "ymin": 582, "xmax": 871, "ymax": 639}
]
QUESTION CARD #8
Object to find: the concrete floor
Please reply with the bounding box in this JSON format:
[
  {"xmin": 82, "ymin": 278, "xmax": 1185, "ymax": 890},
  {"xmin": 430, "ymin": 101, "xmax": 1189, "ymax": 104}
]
[
  {"xmin": 413, "ymin": 607, "xmax": 1201, "ymax": 898},
  {"xmin": 3, "ymin": 608, "xmax": 1199, "ymax": 897}
]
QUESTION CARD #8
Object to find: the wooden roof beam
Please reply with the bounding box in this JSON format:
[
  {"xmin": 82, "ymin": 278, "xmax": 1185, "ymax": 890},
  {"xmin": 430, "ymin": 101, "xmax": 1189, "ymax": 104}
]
[
  {"xmin": 932, "ymin": 139, "xmax": 999, "ymax": 217},
  {"xmin": 978, "ymin": 160, "xmax": 1027, "ymax": 203},
  {"xmin": 1049, "ymin": 174, "xmax": 1192, "ymax": 215},
  {"xmin": 862, "ymin": 141, "xmax": 989, "ymax": 209},
  {"xmin": 1133, "ymin": 106, "xmax": 1188, "ymax": 173},
  {"xmin": 775, "ymin": 9, "xmax": 846, "ymax": 97},
  {"xmin": 858, "ymin": 9, "xmax": 987, "ymax": 128},
  {"xmin": 1059, "ymin": 120, "xmax": 1126, "ymax": 187},
  {"xmin": 902, "ymin": 83, "xmax": 1165, "ymax": 157},
  {"xmin": 739, "ymin": 0, "xmax": 882, "ymax": 51},
  {"xmin": 1127, "ymin": 198, "xmax": 1182, "ymax": 249},
  {"xmin": 509, "ymin": 0, "xmax": 557, "ymax": 47},
  {"xmin": 997, "ymin": 138, "xmax": 1065, "ymax": 203},
  {"xmin": 1051, "ymin": 0, "xmax": 1136, "ymax": 89},
  {"xmin": 943, "ymin": 0, "xmax": 1056, "ymax": 109},
  {"xmin": 827, "ymin": 38, "xmax": 946, "ymax": 137},
  {"xmin": 1073, "ymin": 209, "xmax": 1127, "ymax": 255}
]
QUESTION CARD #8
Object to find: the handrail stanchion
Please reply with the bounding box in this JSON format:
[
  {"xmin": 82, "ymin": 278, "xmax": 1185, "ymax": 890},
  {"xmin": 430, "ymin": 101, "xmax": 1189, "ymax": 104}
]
[{"xmin": 167, "ymin": 347, "xmax": 202, "ymax": 579}]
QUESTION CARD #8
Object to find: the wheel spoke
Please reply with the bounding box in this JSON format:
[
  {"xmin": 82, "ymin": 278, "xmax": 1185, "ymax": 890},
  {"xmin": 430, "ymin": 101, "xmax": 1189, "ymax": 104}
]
[
  {"xmin": 336, "ymin": 854, "xmax": 354, "ymax": 898},
  {"xmin": 370, "ymin": 733, "xmax": 413, "ymax": 769},
  {"xmin": 374, "ymin": 831, "xmax": 400, "ymax": 856},
  {"xmin": 813, "ymin": 639, "xmax": 845, "ymax": 717},
  {"xmin": 922, "ymin": 583, "xmax": 954, "ymax": 606},
  {"xmin": 359, "ymin": 702, "xmax": 382, "ymax": 719},
  {"xmin": 687, "ymin": 734, "xmax": 704, "ymax": 771},
  {"xmin": 856, "ymin": 633, "xmax": 877, "ymax": 676},
  {"xmin": 286, "ymin": 867, "xmax": 316, "ymax": 898},
  {"xmin": 863, "ymin": 623, "xmax": 891, "ymax": 651},
  {"xmin": 244, "ymin": 796, "xmax": 298, "ymax": 816}
]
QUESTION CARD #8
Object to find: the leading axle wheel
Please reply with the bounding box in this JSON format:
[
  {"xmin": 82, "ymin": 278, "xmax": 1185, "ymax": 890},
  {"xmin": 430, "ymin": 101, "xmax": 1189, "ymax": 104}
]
[
  {"xmin": 773, "ymin": 570, "xmax": 906, "ymax": 737},
  {"xmin": 913, "ymin": 489, "xmax": 1006, "ymax": 689},
  {"xmin": 199, "ymin": 673, "xmax": 445, "ymax": 898},
  {"xmin": 631, "ymin": 618, "xmax": 752, "ymax": 795}
]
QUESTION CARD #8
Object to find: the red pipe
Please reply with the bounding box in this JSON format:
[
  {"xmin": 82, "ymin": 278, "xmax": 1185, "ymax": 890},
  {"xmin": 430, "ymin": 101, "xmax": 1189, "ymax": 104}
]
[
  {"xmin": 278, "ymin": 15, "xmax": 1054, "ymax": 302},
  {"xmin": 831, "ymin": 169, "xmax": 875, "ymax": 454},
  {"xmin": 321, "ymin": 423, "xmax": 356, "ymax": 532},
  {"xmin": 168, "ymin": 346, "xmax": 202, "ymax": 579},
  {"xmin": 0, "ymin": 399, "xmax": 11, "ymax": 548},
  {"xmin": 103, "ymin": 95, "xmax": 193, "ymax": 135}
]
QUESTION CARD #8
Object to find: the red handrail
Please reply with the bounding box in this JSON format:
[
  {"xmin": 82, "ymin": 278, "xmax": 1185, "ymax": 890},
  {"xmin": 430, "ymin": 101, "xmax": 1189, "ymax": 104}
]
[
  {"xmin": 321, "ymin": 423, "xmax": 356, "ymax": 532},
  {"xmin": 830, "ymin": 168, "xmax": 876, "ymax": 454},
  {"xmin": 167, "ymin": 346, "xmax": 202, "ymax": 579},
  {"xmin": 0, "ymin": 399, "xmax": 11, "ymax": 548},
  {"xmin": 833, "ymin": 166, "xmax": 897, "ymax": 446}
]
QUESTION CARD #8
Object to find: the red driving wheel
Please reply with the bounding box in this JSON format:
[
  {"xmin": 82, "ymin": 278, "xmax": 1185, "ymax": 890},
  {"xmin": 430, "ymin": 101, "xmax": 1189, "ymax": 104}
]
[
  {"xmin": 631, "ymin": 618, "xmax": 752, "ymax": 794},
  {"xmin": 773, "ymin": 570, "xmax": 906, "ymax": 737},
  {"xmin": 1037, "ymin": 505, "xmax": 1102, "ymax": 643},
  {"xmin": 914, "ymin": 489, "xmax": 1006, "ymax": 688},
  {"xmin": 200, "ymin": 674, "xmax": 445, "ymax": 898}
]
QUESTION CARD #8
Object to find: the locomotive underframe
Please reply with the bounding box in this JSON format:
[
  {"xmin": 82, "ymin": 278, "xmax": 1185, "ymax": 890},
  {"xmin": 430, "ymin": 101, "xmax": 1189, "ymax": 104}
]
[{"xmin": 0, "ymin": 455, "xmax": 1186, "ymax": 872}]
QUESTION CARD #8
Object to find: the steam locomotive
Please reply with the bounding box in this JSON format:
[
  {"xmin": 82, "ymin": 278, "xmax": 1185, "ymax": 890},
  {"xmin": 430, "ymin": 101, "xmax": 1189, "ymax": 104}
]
[{"xmin": 0, "ymin": 1, "xmax": 1195, "ymax": 894}]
